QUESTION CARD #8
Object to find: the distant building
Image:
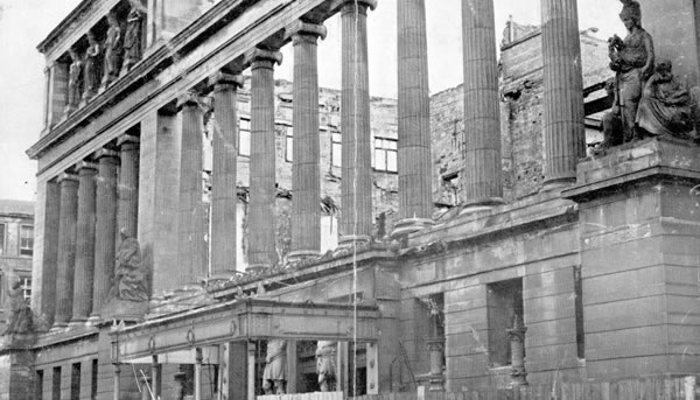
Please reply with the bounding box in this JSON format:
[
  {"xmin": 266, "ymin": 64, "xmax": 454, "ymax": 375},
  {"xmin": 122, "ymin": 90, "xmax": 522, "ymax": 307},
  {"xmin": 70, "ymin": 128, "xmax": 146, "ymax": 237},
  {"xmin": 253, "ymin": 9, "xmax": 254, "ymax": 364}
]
[{"xmin": 0, "ymin": 199, "xmax": 34, "ymax": 331}]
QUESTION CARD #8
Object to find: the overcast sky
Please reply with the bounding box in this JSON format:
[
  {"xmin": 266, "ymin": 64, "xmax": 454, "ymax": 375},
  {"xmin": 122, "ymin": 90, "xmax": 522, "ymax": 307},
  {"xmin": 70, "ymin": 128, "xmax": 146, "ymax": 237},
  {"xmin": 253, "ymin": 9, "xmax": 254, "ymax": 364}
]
[{"xmin": 0, "ymin": 0, "xmax": 623, "ymax": 201}]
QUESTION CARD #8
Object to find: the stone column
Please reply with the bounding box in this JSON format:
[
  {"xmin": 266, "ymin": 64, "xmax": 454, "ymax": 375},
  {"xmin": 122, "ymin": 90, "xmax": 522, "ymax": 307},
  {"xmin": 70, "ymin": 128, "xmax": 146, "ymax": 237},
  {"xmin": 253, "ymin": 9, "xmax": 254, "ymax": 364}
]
[
  {"xmin": 211, "ymin": 71, "xmax": 244, "ymax": 276},
  {"xmin": 113, "ymin": 364, "xmax": 121, "ymax": 400},
  {"xmin": 39, "ymin": 179, "xmax": 61, "ymax": 326},
  {"xmin": 117, "ymin": 135, "xmax": 140, "ymax": 238},
  {"xmin": 71, "ymin": 162, "xmax": 98, "ymax": 324},
  {"xmin": 249, "ymin": 49, "xmax": 282, "ymax": 272},
  {"xmin": 394, "ymin": 0, "xmax": 434, "ymax": 235},
  {"xmin": 339, "ymin": 0, "xmax": 376, "ymax": 245},
  {"xmin": 91, "ymin": 149, "xmax": 119, "ymax": 319},
  {"xmin": 247, "ymin": 342, "xmax": 256, "ymax": 400},
  {"xmin": 507, "ymin": 315, "xmax": 528, "ymax": 386},
  {"xmin": 541, "ymin": 0, "xmax": 585, "ymax": 187},
  {"xmin": 42, "ymin": 66, "xmax": 51, "ymax": 131},
  {"xmin": 461, "ymin": 0, "xmax": 503, "ymax": 208},
  {"xmin": 289, "ymin": 22, "xmax": 327, "ymax": 261},
  {"xmin": 54, "ymin": 173, "xmax": 79, "ymax": 328},
  {"xmin": 194, "ymin": 348, "xmax": 203, "ymax": 400},
  {"xmin": 177, "ymin": 93, "xmax": 207, "ymax": 283}
]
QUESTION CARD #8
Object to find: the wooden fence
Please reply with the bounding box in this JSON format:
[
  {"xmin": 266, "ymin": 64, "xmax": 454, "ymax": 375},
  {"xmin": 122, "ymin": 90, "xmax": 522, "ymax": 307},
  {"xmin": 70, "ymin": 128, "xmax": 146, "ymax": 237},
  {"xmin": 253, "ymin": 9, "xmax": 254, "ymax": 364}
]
[{"xmin": 350, "ymin": 376, "xmax": 699, "ymax": 400}]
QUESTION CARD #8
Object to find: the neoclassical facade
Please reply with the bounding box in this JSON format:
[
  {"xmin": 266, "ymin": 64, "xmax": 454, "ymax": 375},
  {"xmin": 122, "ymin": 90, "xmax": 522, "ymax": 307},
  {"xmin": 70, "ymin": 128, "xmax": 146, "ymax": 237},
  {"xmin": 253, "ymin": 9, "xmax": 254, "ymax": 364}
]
[{"xmin": 2, "ymin": 0, "xmax": 699, "ymax": 399}]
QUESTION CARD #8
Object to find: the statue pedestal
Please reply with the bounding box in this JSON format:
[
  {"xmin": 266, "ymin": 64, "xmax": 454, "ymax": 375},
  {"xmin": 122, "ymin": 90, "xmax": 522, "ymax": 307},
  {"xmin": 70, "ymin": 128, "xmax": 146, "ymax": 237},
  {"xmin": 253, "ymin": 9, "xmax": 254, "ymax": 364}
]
[
  {"xmin": 563, "ymin": 137, "xmax": 700, "ymax": 380},
  {"xmin": 101, "ymin": 297, "xmax": 149, "ymax": 322}
]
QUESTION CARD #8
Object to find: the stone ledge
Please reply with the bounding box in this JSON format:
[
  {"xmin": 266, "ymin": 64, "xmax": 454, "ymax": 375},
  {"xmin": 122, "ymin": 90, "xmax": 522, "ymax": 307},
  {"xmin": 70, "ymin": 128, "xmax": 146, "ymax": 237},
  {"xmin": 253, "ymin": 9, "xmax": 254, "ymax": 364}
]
[{"xmin": 563, "ymin": 137, "xmax": 700, "ymax": 202}]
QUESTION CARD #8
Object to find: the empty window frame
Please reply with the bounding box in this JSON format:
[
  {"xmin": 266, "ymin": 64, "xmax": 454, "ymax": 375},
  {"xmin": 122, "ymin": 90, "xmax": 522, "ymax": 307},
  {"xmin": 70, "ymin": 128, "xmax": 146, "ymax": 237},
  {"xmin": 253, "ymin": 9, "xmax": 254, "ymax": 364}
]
[
  {"xmin": 373, "ymin": 137, "xmax": 397, "ymax": 173},
  {"xmin": 486, "ymin": 278, "xmax": 524, "ymax": 367}
]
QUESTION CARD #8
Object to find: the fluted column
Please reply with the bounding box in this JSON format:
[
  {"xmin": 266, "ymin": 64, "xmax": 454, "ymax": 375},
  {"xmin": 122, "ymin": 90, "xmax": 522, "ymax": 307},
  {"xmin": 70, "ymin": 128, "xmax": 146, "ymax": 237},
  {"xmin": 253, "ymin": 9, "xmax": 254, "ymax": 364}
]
[
  {"xmin": 71, "ymin": 162, "xmax": 97, "ymax": 324},
  {"xmin": 91, "ymin": 149, "xmax": 119, "ymax": 319},
  {"xmin": 54, "ymin": 173, "xmax": 79, "ymax": 328},
  {"xmin": 289, "ymin": 22, "xmax": 327, "ymax": 261},
  {"xmin": 541, "ymin": 0, "xmax": 585, "ymax": 187},
  {"xmin": 249, "ymin": 49, "xmax": 282, "ymax": 271},
  {"xmin": 461, "ymin": 0, "xmax": 503, "ymax": 208},
  {"xmin": 117, "ymin": 135, "xmax": 140, "ymax": 238},
  {"xmin": 39, "ymin": 179, "xmax": 61, "ymax": 326},
  {"xmin": 211, "ymin": 71, "xmax": 244, "ymax": 276},
  {"xmin": 177, "ymin": 94, "xmax": 207, "ymax": 282},
  {"xmin": 394, "ymin": 0, "xmax": 434, "ymax": 235},
  {"xmin": 340, "ymin": 0, "xmax": 376, "ymax": 245}
]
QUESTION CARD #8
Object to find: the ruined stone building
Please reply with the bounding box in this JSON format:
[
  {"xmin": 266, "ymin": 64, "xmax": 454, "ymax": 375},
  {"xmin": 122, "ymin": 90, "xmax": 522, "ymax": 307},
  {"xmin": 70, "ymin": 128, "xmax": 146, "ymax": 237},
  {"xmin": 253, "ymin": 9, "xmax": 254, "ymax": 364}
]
[
  {"xmin": 2, "ymin": 0, "xmax": 700, "ymax": 399},
  {"xmin": 0, "ymin": 199, "xmax": 34, "ymax": 332}
]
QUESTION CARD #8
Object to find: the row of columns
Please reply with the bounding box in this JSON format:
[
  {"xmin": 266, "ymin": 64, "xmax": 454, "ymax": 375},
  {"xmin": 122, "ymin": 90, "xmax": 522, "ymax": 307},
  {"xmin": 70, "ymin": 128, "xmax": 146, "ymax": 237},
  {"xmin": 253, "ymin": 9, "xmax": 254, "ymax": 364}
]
[{"xmin": 43, "ymin": 137, "xmax": 139, "ymax": 328}]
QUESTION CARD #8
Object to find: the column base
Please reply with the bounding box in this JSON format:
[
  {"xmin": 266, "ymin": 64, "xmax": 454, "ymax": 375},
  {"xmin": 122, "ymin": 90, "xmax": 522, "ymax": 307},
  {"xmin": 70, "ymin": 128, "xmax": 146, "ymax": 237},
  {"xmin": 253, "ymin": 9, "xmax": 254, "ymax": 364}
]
[
  {"xmin": 338, "ymin": 234, "xmax": 372, "ymax": 248},
  {"xmin": 87, "ymin": 314, "xmax": 102, "ymax": 326},
  {"xmin": 68, "ymin": 318, "xmax": 88, "ymax": 328},
  {"xmin": 287, "ymin": 250, "xmax": 319, "ymax": 263},
  {"xmin": 246, "ymin": 264, "xmax": 272, "ymax": 275},
  {"xmin": 49, "ymin": 323, "xmax": 68, "ymax": 333},
  {"xmin": 391, "ymin": 218, "xmax": 434, "ymax": 238},
  {"xmin": 540, "ymin": 177, "xmax": 576, "ymax": 193}
]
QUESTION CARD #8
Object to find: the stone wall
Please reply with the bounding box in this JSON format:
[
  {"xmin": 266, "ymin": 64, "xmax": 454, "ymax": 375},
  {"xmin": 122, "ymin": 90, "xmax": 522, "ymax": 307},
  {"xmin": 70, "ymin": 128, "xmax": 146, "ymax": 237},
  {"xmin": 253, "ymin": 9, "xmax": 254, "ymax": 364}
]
[{"xmin": 431, "ymin": 23, "xmax": 613, "ymax": 204}]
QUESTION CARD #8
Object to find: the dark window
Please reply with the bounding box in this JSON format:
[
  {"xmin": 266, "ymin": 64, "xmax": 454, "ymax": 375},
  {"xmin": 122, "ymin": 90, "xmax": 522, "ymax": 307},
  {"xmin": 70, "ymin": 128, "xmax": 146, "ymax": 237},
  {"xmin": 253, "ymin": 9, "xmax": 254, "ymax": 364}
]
[
  {"xmin": 331, "ymin": 132, "xmax": 342, "ymax": 167},
  {"xmin": 52, "ymin": 367, "xmax": 61, "ymax": 400},
  {"xmin": 373, "ymin": 137, "xmax": 397, "ymax": 173},
  {"xmin": 487, "ymin": 278, "xmax": 524, "ymax": 367},
  {"xmin": 19, "ymin": 225, "xmax": 34, "ymax": 256},
  {"xmin": 574, "ymin": 266, "xmax": 585, "ymax": 359},
  {"xmin": 91, "ymin": 360, "xmax": 98, "ymax": 400},
  {"xmin": 70, "ymin": 363, "xmax": 81, "ymax": 400},
  {"xmin": 35, "ymin": 370, "xmax": 44, "ymax": 400},
  {"xmin": 0, "ymin": 223, "xmax": 5, "ymax": 256}
]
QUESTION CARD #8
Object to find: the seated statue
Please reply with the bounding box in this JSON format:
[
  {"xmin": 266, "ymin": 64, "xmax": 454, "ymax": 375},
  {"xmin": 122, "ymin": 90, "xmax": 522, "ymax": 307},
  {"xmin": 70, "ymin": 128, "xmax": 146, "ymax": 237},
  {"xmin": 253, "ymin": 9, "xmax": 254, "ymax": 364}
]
[
  {"xmin": 636, "ymin": 60, "xmax": 695, "ymax": 140},
  {"xmin": 262, "ymin": 339, "xmax": 287, "ymax": 394},
  {"xmin": 2, "ymin": 281, "xmax": 33, "ymax": 335},
  {"xmin": 316, "ymin": 341, "xmax": 337, "ymax": 392},
  {"xmin": 109, "ymin": 229, "xmax": 149, "ymax": 302}
]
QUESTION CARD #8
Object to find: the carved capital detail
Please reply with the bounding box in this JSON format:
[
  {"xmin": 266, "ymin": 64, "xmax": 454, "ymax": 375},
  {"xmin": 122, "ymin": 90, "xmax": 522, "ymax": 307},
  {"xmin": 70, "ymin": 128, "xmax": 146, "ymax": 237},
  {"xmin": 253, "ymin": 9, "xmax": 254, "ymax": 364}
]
[
  {"xmin": 76, "ymin": 161, "xmax": 98, "ymax": 172},
  {"xmin": 289, "ymin": 21, "xmax": 327, "ymax": 45},
  {"xmin": 341, "ymin": 0, "xmax": 377, "ymax": 14},
  {"xmin": 94, "ymin": 148, "xmax": 120, "ymax": 161},
  {"xmin": 251, "ymin": 48, "xmax": 283, "ymax": 70},
  {"xmin": 212, "ymin": 71, "xmax": 245, "ymax": 91},
  {"xmin": 177, "ymin": 91, "xmax": 201, "ymax": 110},
  {"xmin": 57, "ymin": 172, "xmax": 79, "ymax": 183},
  {"xmin": 117, "ymin": 134, "xmax": 140, "ymax": 148}
]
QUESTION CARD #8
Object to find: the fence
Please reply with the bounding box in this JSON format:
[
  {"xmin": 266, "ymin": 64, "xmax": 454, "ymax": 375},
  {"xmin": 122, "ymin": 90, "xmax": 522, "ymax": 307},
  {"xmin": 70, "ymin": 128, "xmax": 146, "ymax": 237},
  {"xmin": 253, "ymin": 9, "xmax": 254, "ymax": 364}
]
[{"xmin": 349, "ymin": 376, "xmax": 699, "ymax": 400}]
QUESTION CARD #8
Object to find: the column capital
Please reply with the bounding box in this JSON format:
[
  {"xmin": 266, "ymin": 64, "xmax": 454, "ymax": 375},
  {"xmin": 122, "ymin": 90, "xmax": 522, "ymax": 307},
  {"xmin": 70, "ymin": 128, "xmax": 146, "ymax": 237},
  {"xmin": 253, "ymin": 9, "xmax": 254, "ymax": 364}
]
[
  {"xmin": 76, "ymin": 161, "xmax": 98, "ymax": 173},
  {"xmin": 251, "ymin": 48, "xmax": 283, "ymax": 70},
  {"xmin": 57, "ymin": 172, "xmax": 79, "ymax": 183},
  {"xmin": 94, "ymin": 148, "xmax": 119, "ymax": 161},
  {"xmin": 341, "ymin": 0, "xmax": 377, "ymax": 13},
  {"xmin": 289, "ymin": 21, "xmax": 327, "ymax": 45},
  {"xmin": 117, "ymin": 134, "xmax": 140, "ymax": 148},
  {"xmin": 177, "ymin": 91, "xmax": 201, "ymax": 110},
  {"xmin": 211, "ymin": 71, "xmax": 245, "ymax": 92}
]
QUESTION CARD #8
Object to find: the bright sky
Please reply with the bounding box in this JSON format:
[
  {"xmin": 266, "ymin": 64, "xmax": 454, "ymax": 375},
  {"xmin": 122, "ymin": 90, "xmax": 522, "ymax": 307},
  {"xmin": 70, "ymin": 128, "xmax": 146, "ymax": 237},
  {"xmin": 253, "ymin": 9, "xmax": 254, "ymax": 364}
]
[{"xmin": 0, "ymin": 0, "xmax": 622, "ymax": 201}]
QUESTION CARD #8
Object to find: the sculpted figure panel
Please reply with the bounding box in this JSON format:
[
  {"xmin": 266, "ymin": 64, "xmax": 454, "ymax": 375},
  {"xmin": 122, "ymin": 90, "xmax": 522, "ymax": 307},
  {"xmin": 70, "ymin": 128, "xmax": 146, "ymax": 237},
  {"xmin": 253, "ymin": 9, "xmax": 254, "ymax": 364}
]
[
  {"xmin": 121, "ymin": 4, "xmax": 144, "ymax": 74},
  {"xmin": 102, "ymin": 11, "xmax": 122, "ymax": 88},
  {"xmin": 109, "ymin": 230, "xmax": 149, "ymax": 302},
  {"xmin": 82, "ymin": 31, "xmax": 101, "ymax": 101},
  {"xmin": 263, "ymin": 339, "xmax": 287, "ymax": 394},
  {"xmin": 66, "ymin": 48, "xmax": 84, "ymax": 112},
  {"xmin": 636, "ymin": 60, "xmax": 695, "ymax": 140},
  {"xmin": 2, "ymin": 281, "xmax": 33, "ymax": 335},
  {"xmin": 316, "ymin": 340, "xmax": 337, "ymax": 392},
  {"xmin": 601, "ymin": 0, "xmax": 654, "ymax": 147}
]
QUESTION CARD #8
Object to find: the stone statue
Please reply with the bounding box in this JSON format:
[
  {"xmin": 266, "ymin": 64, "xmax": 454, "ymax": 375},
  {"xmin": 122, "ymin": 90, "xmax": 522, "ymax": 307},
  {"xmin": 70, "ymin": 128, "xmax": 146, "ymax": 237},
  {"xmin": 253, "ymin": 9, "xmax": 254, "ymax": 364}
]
[
  {"xmin": 316, "ymin": 341, "xmax": 337, "ymax": 392},
  {"xmin": 636, "ymin": 60, "xmax": 695, "ymax": 140},
  {"xmin": 101, "ymin": 11, "xmax": 122, "ymax": 88},
  {"xmin": 601, "ymin": 0, "xmax": 654, "ymax": 147},
  {"xmin": 66, "ymin": 48, "xmax": 84, "ymax": 113},
  {"xmin": 109, "ymin": 229, "xmax": 149, "ymax": 302},
  {"xmin": 262, "ymin": 339, "xmax": 287, "ymax": 394},
  {"xmin": 82, "ymin": 31, "xmax": 101, "ymax": 102},
  {"xmin": 121, "ymin": 4, "xmax": 144, "ymax": 75},
  {"xmin": 2, "ymin": 281, "xmax": 33, "ymax": 335}
]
